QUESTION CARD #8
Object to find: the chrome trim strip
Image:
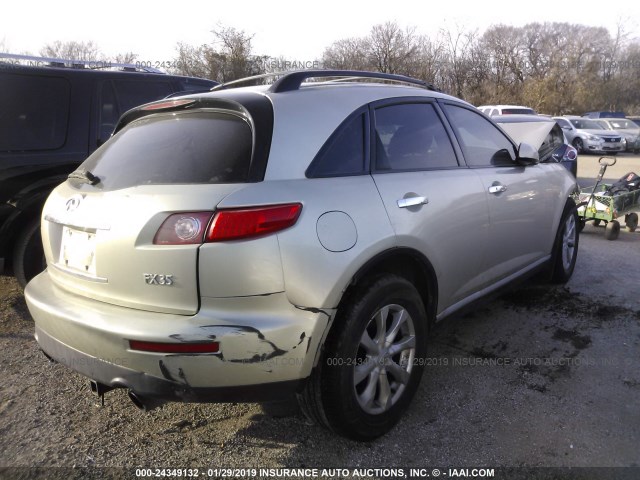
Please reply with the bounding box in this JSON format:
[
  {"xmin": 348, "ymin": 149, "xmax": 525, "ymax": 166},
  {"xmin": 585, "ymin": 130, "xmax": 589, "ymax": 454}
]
[
  {"xmin": 44, "ymin": 214, "xmax": 111, "ymax": 231},
  {"xmin": 51, "ymin": 264, "xmax": 108, "ymax": 283}
]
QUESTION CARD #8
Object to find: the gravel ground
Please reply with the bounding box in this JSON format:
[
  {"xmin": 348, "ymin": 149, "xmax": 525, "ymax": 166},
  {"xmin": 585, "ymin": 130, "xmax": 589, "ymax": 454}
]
[
  {"xmin": 1, "ymin": 155, "xmax": 639, "ymax": 478},
  {"xmin": 1, "ymin": 232, "xmax": 639, "ymax": 474}
]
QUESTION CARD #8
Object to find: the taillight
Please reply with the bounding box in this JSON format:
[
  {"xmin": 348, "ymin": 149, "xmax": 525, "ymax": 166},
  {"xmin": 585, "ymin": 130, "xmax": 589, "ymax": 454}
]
[
  {"xmin": 153, "ymin": 204, "xmax": 302, "ymax": 245},
  {"xmin": 563, "ymin": 146, "xmax": 578, "ymax": 161},
  {"xmin": 207, "ymin": 203, "xmax": 302, "ymax": 242},
  {"xmin": 141, "ymin": 99, "xmax": 195, "ymax": 111},
  {"xmin": 154, "ymin": 212, "xmax": 214, "ymax": 245}
]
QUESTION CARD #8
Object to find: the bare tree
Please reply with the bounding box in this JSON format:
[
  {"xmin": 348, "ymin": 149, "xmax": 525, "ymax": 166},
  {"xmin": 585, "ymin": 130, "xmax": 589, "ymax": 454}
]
[
  {"xmin": 173, "ymin": 42, "xmax": 211, "ymax": 78},
  {"xmin": 112, "ymin": 52, "xmax": 138, "ymax": 64},
  {"xmin": 172, "ymin": 25, "xmax": 266, "ymax": 82},
  {"xmin": 169, "ymin": 21, "xmax": 640, "ymax": 114},
  {"xmin": 368, "ymin": 22, "xmax": 420, "ymax": 74},
  {"xmin": 405, "ymin": 34, "xmax": 447, "ymax": 87},
  {"xmin": 40, "ymin": 40, "xmax": 101, "ymax": 61},
  {"xmin": 322, "ymin": 37, "xmax": 372, "ymax": 71},
  {"xmin": 480, "ymin": 24, "xmax": 525, "ymax": 103},
  {"xmin": 440, "ymin": 26, "xmax": 479, "ymax": 98}
]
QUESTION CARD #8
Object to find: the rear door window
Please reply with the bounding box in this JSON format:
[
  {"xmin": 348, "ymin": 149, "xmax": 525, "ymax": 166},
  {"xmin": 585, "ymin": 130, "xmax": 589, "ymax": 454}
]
[
  {"xmin": 374, "ymin": 103, "xmax": 458, "ymax": 171},
  {"xmin": 81, "ymin": 111, "xmax": 252, "ymax": 190},
  {"xmin": 0, "ymin": 73, "xmax": 70, "ymax": 151}
]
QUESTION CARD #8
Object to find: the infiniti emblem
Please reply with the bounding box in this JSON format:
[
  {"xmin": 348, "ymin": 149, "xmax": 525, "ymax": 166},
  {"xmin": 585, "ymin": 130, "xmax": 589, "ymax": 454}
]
[{"xmin": 65, "ymin": 195, "xmax": 83, "ymax": 212}]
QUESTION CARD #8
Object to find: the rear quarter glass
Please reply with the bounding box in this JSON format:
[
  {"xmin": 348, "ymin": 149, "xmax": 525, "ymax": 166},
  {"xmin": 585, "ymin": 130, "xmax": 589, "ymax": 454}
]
[{"xmin": 79, "ymin": 111, "xmax": 252, "ymax": 190}]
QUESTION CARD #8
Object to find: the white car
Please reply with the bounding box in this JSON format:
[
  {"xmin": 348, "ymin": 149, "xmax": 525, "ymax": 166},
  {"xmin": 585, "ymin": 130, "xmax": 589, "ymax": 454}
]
[{"xmin": 478, "ymin": 105, "xmax": 537, "ymax": 116}]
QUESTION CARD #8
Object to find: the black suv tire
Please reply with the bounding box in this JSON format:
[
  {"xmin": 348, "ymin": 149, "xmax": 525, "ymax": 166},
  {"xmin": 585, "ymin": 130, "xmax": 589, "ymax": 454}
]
[{"xmin": 13, "ymin": 219, "xmax": 46, "ymax": 288}]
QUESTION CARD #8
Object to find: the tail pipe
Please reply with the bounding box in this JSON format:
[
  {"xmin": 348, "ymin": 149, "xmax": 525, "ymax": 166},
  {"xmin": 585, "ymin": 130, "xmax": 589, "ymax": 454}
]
[{"xmin": 127, "ymin": 390, "xmax": 167, "ymax": 412}]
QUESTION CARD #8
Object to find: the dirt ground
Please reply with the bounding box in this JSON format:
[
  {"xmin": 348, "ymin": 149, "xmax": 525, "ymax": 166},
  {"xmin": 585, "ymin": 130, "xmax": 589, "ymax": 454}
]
[{"xmin": 1, "ymin": 155, "xmax": 639, "ymax": 478}]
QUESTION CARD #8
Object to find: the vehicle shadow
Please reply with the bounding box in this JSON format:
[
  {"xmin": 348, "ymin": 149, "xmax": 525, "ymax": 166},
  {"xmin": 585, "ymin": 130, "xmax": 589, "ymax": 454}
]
[{"xmin": 232, "ymin": 282, "xmax": 640, "ymax": 468}]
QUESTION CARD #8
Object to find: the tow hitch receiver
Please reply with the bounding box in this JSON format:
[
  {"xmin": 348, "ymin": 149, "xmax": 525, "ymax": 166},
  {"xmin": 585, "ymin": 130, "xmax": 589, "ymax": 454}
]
[{"xmin": 90, "ymin": 381, "xmax": 115, "ymax": 406}]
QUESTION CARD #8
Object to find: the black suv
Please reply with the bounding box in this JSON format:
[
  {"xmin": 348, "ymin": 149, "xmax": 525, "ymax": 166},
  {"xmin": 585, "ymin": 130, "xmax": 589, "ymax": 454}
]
[{"xmin": 0, "ymin": 54, "xmax": 217, "ymax": 286}]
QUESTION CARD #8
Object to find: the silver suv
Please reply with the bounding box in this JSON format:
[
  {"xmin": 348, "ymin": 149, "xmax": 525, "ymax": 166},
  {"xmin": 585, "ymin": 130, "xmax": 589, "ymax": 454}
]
[{"xmin": 26, "ymin": 70, "xmax": 579, "ymax": 440}]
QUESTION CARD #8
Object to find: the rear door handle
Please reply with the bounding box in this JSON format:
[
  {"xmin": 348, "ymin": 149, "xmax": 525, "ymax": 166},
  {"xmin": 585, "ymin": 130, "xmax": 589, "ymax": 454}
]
[
  {"xmin": 488, "ymin": 184, "xmax": 507, "ymax": 194},
  {"xmin": 397, "ymin": 196, "xmax": 428, "ymax": 208}
]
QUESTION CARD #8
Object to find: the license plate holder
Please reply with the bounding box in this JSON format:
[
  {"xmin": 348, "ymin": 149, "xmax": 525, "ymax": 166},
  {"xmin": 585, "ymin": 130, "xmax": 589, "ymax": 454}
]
[{"xmin": 59, "ymin": 227, "xmax": 97, "ymax": 275}]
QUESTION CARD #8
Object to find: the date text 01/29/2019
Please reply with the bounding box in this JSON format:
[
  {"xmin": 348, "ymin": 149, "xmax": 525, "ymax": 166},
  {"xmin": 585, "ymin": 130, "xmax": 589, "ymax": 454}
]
[{"xmin": 134, "ymin": 467, "xmax": 496, "ymax": 478}]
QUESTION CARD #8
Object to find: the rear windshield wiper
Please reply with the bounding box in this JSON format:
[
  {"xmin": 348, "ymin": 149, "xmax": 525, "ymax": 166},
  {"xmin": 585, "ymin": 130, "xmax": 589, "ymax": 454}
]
[{"xmin": 68, "ymin": 169, "xmax": 100, "ymax": 185}]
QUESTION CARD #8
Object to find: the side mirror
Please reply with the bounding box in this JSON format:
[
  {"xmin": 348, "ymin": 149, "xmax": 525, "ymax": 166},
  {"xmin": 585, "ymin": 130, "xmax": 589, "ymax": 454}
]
[{"xmin": 516, "ymin": 142, "xmax": 539, "ymax": 166}]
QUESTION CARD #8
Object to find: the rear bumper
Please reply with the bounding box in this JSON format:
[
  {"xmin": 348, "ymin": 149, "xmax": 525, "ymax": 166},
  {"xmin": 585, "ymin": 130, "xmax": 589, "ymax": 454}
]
[
  {"xmin": 35, "ymin": 325, "xmax": 303, "ymax": 402},
  {"xmin": 26, "ymin": 271, "xmax": 335, "ymax": 402}
]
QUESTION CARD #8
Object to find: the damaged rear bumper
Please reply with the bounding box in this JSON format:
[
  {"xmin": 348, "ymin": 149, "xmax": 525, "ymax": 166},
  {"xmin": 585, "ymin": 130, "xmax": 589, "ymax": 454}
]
[
  {"xmin": 35, "ymin": 326, "xmax": 303, "ymax": 402},
  {"xmin": 26, "ymin": 271, "xmax": 335, "ymax": 403}
]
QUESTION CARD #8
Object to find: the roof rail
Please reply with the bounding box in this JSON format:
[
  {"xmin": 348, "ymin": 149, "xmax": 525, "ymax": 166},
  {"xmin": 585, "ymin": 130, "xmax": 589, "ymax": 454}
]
[
  {"xmin": 210, "ymin": 70, "xmax": 439, "ymax": 93},
  {"xmin": 268, "ymin": 70, "xmax": 438, "ymax": 93},
  {"xmin": 210, "ymin": 72, "xmax": 282, "ymax": 91},
  {"xmin": 0, "ymin": 53, "xmax": 163, "ymax": 74}
]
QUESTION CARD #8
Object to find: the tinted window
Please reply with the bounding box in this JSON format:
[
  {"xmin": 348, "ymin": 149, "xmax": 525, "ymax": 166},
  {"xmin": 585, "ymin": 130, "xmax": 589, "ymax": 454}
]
[
  {"xmin": 307, "ymin": 113, "xmax": 365, "ymax": 177},
  {"xmin": 501, "ymin": 108, "xmax": 536, "ymax": 115},
  {"xmin": 80, "ymin": 111, "xmax": 252, "ymax": 190},
  {"xmin": 97, "ymin": 80, "xmax": 173, "ymax": 147},
  {"xmin": 556, "ymin": 118, "xmax": 571, "ymax": 129},
  {"xmin": 98, "ymin": 81, "xmax": 119, "ymax": 145},
  {"xmin": 444, "ymin": 104, "xmax": 515, "ymax": 167},
  {"xmin": 539, "ymin": 123, "xmax": 565, "ymax": 161},
  {"xmin": 0, "ymin": 73, "xmax": 69, "ymax": 151},
  {"xmin": 375, "ymin": 103, "xmax": 457, "ymax": 171},
  {"xmin": 113, "ymin": 80, "xmax": 172, "ymax": 113},
  {"xmin": 177, "ymin": 79, "xmax": 216, "ymax": 92}
]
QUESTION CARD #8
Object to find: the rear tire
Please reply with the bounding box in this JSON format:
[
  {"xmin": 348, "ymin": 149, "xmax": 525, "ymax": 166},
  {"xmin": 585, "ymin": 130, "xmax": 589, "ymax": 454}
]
[
  {"xmin": 605, "ymin": 220, "xmax": 620, "ymax": 240},
  {"xmin": 299, "ymin": 275, "xmax": 427, "ymax": 441},
  {"xmin": 550, "ymin": 199, "xmax": 579, "ymax": 284},
  {"xmin": 625, "ymin": 213, "xmax": 638, "ymax": 232},
  {"xmin": 13, "ymin": 219, "xmax": 46, "ymax": 288}
]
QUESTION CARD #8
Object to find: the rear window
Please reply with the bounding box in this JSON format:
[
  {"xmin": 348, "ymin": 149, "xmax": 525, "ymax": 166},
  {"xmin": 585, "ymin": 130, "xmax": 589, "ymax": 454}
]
[
  {"xmin": 501, "ymin": 108, "xmax": 536, "ymax": 115},
  {"xmin": 80, "ymin": 111, "xmax": 252, "ymax": 189},
  {"xmin": 0, "ymin": 73, "xmax": 70, "ymax": 151}
]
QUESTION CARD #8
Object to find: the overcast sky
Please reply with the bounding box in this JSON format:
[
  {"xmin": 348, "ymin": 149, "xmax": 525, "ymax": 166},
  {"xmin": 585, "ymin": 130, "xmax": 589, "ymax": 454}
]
[{"xmin": 2, "ymin": 0, "xmax": 639, "ymax": 63}]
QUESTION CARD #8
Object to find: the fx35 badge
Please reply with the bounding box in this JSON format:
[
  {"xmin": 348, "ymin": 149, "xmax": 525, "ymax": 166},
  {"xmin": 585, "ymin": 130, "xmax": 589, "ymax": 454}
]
[{"xmin": 143, "ymin": 273, "xmax": 174, "ymax": 286}]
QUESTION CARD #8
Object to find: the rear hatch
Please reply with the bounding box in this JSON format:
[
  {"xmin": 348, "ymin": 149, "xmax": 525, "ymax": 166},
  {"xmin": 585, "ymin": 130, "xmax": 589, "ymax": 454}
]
[{"xmin": 41, "ymin": 96, "xmax": 271, "ymax": 315}]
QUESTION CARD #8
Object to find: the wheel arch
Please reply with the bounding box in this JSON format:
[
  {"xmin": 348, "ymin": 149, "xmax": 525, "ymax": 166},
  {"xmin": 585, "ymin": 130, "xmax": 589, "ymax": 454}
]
[
  {"xmin": 338, "ymin": 247, "xmax": 438, "ymax": 331},
  {"xmin": 0, "ymin": 174, "xmax": 65, "ymax": 268}
]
